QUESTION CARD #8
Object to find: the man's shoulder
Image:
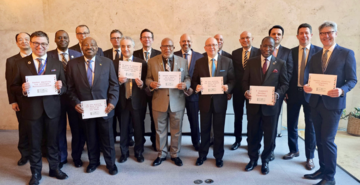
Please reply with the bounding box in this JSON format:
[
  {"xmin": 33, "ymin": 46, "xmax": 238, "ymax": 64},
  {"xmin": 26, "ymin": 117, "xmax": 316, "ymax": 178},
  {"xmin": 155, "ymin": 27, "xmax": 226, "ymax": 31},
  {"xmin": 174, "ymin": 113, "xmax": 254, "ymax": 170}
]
[
  {"xmin": 279, "ymin": 45, "xmax": 291, "ymax": 53},
  {"xmin": 133, "ymin": 56, "xmax": 146, "ymax": 63},
  {"xmin": 69, "ymin": 43, "xmax": 79, "ymax": 49},
  {"xmin": 104, "ymin": 48, "xmax": 112, "ymax": 53},
  {"xmin": 152, "ymin": 48, "xmax": 161, "ymax": 54},
  {"xmin": 96, "ymin": 55, "xmax": 112, "ymax": 63},
  {"xmin": 232, "ymin": 48, "xmax": 242, "ymax": 55},
  {"xmin": 7, "ymin": 53, "xmax": 22, "ymax": 62},
  {"xmin": 274, "ymin": 56, "xmax": 286, "ymax": 65}
]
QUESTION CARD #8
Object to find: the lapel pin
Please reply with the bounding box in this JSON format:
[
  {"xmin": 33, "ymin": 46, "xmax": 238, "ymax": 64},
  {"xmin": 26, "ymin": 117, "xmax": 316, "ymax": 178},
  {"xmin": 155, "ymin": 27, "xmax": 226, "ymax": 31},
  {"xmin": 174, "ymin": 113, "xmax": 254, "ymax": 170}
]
[
  {"xmin": 71, "ymin": 55, "xmax": 74, "ymax": 58},
  {"xmin": 100, "ymin": 63, "xmax": 102, "ymax": 66},
  {"xmin": 273, "ymin": 61, "xmax": 276, "ymax": 65},
  {"xmin": 28, "ymin": 61, "xmax": 31, "ymax": 64}
]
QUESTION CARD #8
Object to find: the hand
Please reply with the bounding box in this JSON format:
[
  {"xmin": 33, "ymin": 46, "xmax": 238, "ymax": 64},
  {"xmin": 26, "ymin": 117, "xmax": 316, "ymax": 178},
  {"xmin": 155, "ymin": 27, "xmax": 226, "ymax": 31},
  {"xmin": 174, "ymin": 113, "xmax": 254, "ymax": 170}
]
[
  {"xmin": 55, "ymin": 80, "xmax": 62, "ymax": 90},
  {"xmin": 177, "ymin": 82, "xmax": 186, "ymax": 90},
  {"xmin": 75, "ymin": 104, "xmax": 84, "ymax": 114},
  {"xmin": 22, "ymin": 82, "xmax": 30, "ymax": 93},
  {"xmin": 150, "ymin": 81, "xmax": 160, "ymax": 89},
  {"xmin": 284, "ymin": 94, "xmax": 288, "ymax": 103},
  {"xmin": 12, "ymin": 103, "xmax": 20, "ymax": 112},
  {"xmin": 227, "ymin": 94, "xmax": 232, "ymax": 100},
  {"xmin": 184, "ymin": 88, "xmax": 194, "ymax": 96},
  {"xmin": 135, "ymin": 78, "xmax": 143, "ymax": 88},
  {"xmin": 196, "ymin": 85, "xmax": 203, "ymax": 93},
  {"xmin": 303, "ymin": 84, "xmax": 312, "ymax": 93},
  {"xmin": 266, "ymin": 94, "xmax": 277, "ymax": 106},
  {"xmin": 327, "ymin": 88, "xmax": 342, "ymax": 98},
  {"xmin": 244, "ymin": 90, "xmax": 251, "ymax": 100},
  {"xmin": 222, "ymin": 85, "xmax": 228, "ymax": 92},
  {"xmin": 119, "ymin": 77, "xmax": 127, "ymax": 84},
  {"xmin": 105, "ymin": 103, "xmax": 115, "ymax": 114}
]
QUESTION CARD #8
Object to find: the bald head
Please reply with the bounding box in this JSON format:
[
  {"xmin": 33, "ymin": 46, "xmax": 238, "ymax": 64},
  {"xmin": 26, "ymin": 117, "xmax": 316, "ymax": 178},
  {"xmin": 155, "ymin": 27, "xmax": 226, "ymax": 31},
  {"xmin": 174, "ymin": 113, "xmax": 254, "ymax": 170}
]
[
  {"xmin": 160, "ymin": 38, "xmax": 175, "ymax": 58},
  {"xmin": 81, "ymin": 37, "xmax": 98, "ymax": 59},
  {"xmin": 239, "ymin": 31, "xmax": 254, "ymax": 50},
  {"xmin": 204, "ymin": 37, "xmax": 219, "ymax": 58},
  {"xmin": 179, "ymin": 34, "xmax": 192, "ymax": 53},
  {"xmin": 214, "ymin": 34, "xmax": 224, "ymax": 50}
]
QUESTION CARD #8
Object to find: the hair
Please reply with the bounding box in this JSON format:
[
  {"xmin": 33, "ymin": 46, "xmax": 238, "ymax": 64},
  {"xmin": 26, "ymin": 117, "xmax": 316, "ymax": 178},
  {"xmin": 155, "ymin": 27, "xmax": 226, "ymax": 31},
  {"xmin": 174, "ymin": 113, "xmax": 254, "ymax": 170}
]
[
  {"xmin": 140, "ymin": 28, "xmax": 154, "ymax": 39},
  {"xmin": 261, "ymin": 36, "xmax": 274, "ymax": 44},
  {"xmin": 76, "ymin": 25, "xmax": 90, "ymax": 33},
  {"xmin": 110, "ymin": 29, "xmax": 123, "ymax": 37},
  {"xmin": 120, "ymin": 36, "xmax": 135, "ymax": 47},
  {"xmin": 55, "ymin": 30, "xmax": 68, "ymax": 36},
  {"xmin": 268, "ymin": 25, "xmax": 285, "ymax": 36},
  {"xmin": 297, "ymin": 23, "xmax": 312, "ymax": 34},
  {"xmin": 15, "ymin": 32, "xmax": 30, "ymax": 42},
  {"xmin": 318, "ymin": 21, "xmax": 338, "ymax": 32},
  {"xmin": 30, "ymin": 31, "xmax": 49, "ymax": 43}
]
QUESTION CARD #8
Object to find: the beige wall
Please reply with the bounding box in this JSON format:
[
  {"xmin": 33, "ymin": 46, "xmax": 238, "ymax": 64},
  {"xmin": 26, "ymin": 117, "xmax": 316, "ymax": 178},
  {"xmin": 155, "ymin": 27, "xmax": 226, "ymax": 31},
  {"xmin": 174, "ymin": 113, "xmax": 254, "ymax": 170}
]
[{"xmin": 1, "ymin": 0, "xmax": 359, "ymax": 129}]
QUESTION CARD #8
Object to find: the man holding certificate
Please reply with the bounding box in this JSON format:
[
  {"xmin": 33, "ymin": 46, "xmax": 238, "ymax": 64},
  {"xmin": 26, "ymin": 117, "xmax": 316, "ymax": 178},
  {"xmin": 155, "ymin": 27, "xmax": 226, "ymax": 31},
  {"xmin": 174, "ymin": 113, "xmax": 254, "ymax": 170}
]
[
  {"xmin": 11, "ymin": 31, "xmax": 68, "ymax": 185},
  {"xmin": 303, "ymin": 21, "xmax": 357, "ymax": 185},
  {"xmin": 242, "ymin": 37, "xmax": 288, "ymax": 175},
  {"xmin": 192, "ymin": 37, "xmax": 235, "ymax": 168},
  {"xmin": 146, "ymin": 38, "xmax": 190, "ymax": 167},
  {"xmin": 66, "ymin": 37, "xmax": 119, "ymax": 175}
]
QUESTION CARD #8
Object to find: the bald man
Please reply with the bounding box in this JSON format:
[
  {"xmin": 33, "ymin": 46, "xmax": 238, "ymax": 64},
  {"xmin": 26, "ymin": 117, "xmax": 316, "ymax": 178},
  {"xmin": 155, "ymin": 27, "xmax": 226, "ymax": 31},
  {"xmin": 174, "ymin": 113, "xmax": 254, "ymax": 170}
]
[
  {"xmin": 230, "ymin": 31, "xmax": 261, "ymax": 150},
  {"xmin": 146, "ymin": 38, "xmax": 190, "ymax": 166},
  {"xmin": 174, "ymin": 34, "xmax": 203, "ymax": 151},
  {"xmin": 192, "ymin": 37, "xmax": 235, "ymax": 168},
  {"xmin": 203, "ymin": 34, "xmax": 232, "ymax": 59}
]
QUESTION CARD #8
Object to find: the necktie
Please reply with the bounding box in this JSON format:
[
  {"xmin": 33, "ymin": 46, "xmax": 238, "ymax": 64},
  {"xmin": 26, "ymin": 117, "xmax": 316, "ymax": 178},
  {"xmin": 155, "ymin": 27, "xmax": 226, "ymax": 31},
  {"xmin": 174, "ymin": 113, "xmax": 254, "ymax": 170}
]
[
  {"xmin": 126, "ymin": 58, "xmax": 132, "ymax": 99},
  {"xmin": 211, "ymin": 58, "xmax": 216, "ymax": 77},
  {"xmin": 272, "ymin": 48, "xmax": 277, "ymax": 57},
  {"xmin": 166, "ymin": 58, "xmax": 171, "ymax": 71},
  {"xmin": 36, "ymin": 58, "xmax": 44, "ymax": 75},
  {"xmin": 61, "ymin": 53, "xmax": 68, "ymax": 71},
  {"xmin": 322, "ymin": 50, "xmax": 329, "ymax": 73},
  {"xmin": 144, "ymin": 51, "xmax": 149, "ymax": 61},
  {"xmin": 115, "ymin": 50, "xmax": 120, "ymax": 61},
  {"xmin": 244, "ymin": 51, "xmax": 249, "ymax": 68},
  {"xmin": 299, "ymin": 48, "xmax": 306, "ymax": 86},
  {"xmin": 262, "ymin": 59, "xmax": 268, "ymax": 75},
  {"xmin": 184, "ymin": 53, "xmax": 188, "ymax": 60},
  {"xmin": 86, "ymin": 60, "xmax": 94, "ymax": 87}
]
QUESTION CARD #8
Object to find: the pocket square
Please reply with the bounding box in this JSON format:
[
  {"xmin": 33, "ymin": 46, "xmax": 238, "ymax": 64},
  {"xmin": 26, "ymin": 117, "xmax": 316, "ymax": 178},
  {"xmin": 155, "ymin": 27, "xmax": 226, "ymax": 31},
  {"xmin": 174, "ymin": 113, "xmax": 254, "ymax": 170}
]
[
  {"xmin": 220, "ymin": 70, "xmax": 226, "ymax": 72},
  {"xmin": 51, "ymin": 69, "xmax": 56, "ymax": 72},
  {"xmin": 272, "ymin": 69, "xmax": 278, "ymax": 73}
]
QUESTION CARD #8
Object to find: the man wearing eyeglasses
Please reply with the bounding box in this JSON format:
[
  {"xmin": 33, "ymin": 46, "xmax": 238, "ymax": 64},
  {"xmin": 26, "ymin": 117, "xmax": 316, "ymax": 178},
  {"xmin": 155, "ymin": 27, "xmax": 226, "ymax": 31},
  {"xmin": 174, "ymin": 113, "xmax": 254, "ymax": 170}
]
[
  {"xmin": 203, "ymin": 34, "xmax": 232, "ymax": 59},
  {"xmin": 192, "ymin": 37, "xmax": 235, "ymax": 168},
  {"xmin": 6, "ymin": 32, "xmax": 32, "ymax": 166},
  {"xmin": 69, "ymin": 25, "xmax": 104, "ymax": 56},
  {"xmin": 303, "ymin": 21, "xmax": 357, "ymax": 185},
  {"xmin": 11, "ymin": 31, "xmax": 68, "ymax": 185},
  {"xmin": 146, "ymin": 38, "xmax": 190, "ymax": 167}
]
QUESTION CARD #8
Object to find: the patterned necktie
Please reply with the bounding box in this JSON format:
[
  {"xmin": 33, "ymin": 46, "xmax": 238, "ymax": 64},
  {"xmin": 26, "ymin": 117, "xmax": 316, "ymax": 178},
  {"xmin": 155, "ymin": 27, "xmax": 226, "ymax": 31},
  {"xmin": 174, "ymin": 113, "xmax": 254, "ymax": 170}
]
[
  {"xmin": 86, "ymin": 60, "xmax": 94, "ymax": 87},
  {"xmin": 61, "ymin": 53, "xmax": 68, "ymax": 71},
  {"xmin": 115, "ymin": 50, "xmax": 120, "ymax": 61},
  {"xmin": 36, "ymin": 58, "xmax": 44, "ymax": 75},
  {"xmin": 244, "ymin": 51, "xmax": 249, "ymax": 68},
  {"xmin": 166, "ymin": 58, "xmax": 171, "ymax": 71},
  {"xmin": 211, "ymin": 58, "xmax": 216, "ymax": 77},
  {"xmin": 322, "ymin": 50, "xmax": 329, "ymax": 73},
  {"xmin": 126, "ymin": 58, "xmax": 132, "ymax": 99},
  {"xmin": 299, "ymin": 48, "xmax": 307, "ymax": 86},
  {"xmin": 144, "ymin": 51, "xmax": 149, "ymax": 61},
  {"xmin": 262, "ymin": 59, "xmax": 268, "ymax": 75}
]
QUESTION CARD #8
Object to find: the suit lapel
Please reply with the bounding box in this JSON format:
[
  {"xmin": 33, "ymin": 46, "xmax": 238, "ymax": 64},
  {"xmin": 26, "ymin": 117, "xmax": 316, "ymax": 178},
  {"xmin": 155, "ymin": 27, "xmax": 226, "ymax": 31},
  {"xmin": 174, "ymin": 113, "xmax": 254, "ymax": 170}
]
[
  {"xmin": 93, "ymin": 56, "xmax": 103, "ymax": 86},
  {"xmin": 263, "ymin": 56, "xmax": 276, "ymax": 83},
  {"xmin": 26, "ymin": 55, "xmax": 38, "ymax": 75},
  {"xmin": 77, "ymin": 58, "xmax": 90, "ymax": 88},
  {"xmin": 277, "ymin": 45, "xmax": 284, "ymax": 59},
  {"xmin": 173, "ymin": 56, "xmax": 180, "ymax": 71},
  {"xmin": 215, "ymin": 55, "xmax": 222, "ymax": 76},
  {"xmin": 325, "ymin": 45, "xmax": 339, "ymax": 73}
]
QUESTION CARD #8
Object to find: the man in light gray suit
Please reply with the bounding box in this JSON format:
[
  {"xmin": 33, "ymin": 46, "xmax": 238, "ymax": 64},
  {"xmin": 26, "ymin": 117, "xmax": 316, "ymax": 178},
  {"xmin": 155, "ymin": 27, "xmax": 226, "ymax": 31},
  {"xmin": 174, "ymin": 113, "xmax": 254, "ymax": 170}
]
[{"xmin": 146, "ymin": 38, "xmax": 190, "ymax": 167}]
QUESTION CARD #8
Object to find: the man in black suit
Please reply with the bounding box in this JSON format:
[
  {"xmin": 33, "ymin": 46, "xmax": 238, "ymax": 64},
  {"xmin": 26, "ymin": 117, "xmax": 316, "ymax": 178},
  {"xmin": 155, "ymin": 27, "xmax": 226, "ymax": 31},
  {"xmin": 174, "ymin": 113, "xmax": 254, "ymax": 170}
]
[
  {"xmin": 11, "ymin": 31, "xmax": 68, "ymax": 185},
  {"xmin": 231, "ymin": 31, "xmax": 261, "ymax": 150},
  {"xmin": 47, "ymin": 30, "xmax": 84, "ymax": 168},
  {"xmin": 284, "ymin": 23, "xmax": 321, "ymax": 170},
  {"xmin": 192, "ymin": 37, "xmax": 235, "ymax": 168},
  {"xmin": 243, "ymin": 37, "xmax": 289, "ymax": 175},
  {"xmin": 115, "ymin": 36, "xmax": 148, "ymax": 163},
  {"xmin": 67, "ymin": 37, "xmax": 119, "ymax": 175},
  {"xmin": 174, "ymin": 34, "xmax": 203, "ymax": 151},
  {"xmin": 69, "ymin": 25, "xmax": 104, "ymax": 56},
  {"xmin": 268, "ymin": 25, "xmax": 294, "ymax": 161},
  {"xmin": 6, "ymin": 32, "xmax": 32, "ymax": 166},
  {"xmin": 203, "ymin": 34, "xmax": 232, "ymax": 59},
  {"xmin": 133, "ymin": 29, "xmax": 161, "ymax": 150}
]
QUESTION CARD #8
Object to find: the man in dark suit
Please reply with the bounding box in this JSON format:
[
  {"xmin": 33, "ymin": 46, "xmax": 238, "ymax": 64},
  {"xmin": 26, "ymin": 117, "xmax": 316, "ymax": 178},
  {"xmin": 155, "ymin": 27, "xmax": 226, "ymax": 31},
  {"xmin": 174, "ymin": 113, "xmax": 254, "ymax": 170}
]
[
  {"xmin": 66, "ymin": 37, "xmax": 119, "ymax": 175},
  {"xmin": 231, "ymin": 31, "xmax": 261, "ymax": 150},
  {"xmin": 268, "ymin": 25, "xmax": 294, "ymax": 161},
  {"xmin": 69, "ymin": 25, "xmax": 104, "ymax": 56},
  {"xmin": 133, "ymin": 29, "xmax": 161, "ymax": 150},
  {"xmin": 203, "ymin": 34, "xmax": 232, "ymax": 59},
  {"xmin": 174, "ymin": 33, "xmax": 203, "ymax": 151},
  {"xmin": 11, "ymin": 31, "xmax": 68, "ymax": 185},
  {"xmin": 192, "ymin": 37, "xmax": 235, "ymax": 168},
  {"xmin": 304, "ymin": 21, "xmax": 357, "ymax": 185},
  {"xmin": 115, "ymin": 36, "xmax": 148, "ymax": 163},
  {"xmin": 47, "ymin": 30, "xmax": 83, "ymax": 168},
  {"xmin": 242, "ymin": 37, "xmax": 289, "ymax": 175},
  {"xmin": 284, "ymin": 24, "xmax": 322, "ymax": 170},
  {"xmin": 6, "ymin": 32, "xmax": 32, "ymax": 166}
]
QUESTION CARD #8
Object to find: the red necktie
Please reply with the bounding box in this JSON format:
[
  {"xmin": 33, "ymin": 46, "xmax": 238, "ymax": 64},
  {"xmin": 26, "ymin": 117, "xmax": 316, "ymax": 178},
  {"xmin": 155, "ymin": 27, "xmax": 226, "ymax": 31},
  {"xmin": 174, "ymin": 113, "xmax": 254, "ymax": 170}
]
[{"xmin": 262, "ymin": 59, "xmax": 268, "ymax": 75}]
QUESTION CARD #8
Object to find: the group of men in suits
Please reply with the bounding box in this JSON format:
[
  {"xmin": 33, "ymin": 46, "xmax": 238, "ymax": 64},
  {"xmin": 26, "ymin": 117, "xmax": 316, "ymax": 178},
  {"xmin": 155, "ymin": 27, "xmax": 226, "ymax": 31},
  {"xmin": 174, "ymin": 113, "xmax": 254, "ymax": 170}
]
[{"xmin": 5, "ymin": 21, "xmax": 357, "ymax": 185}]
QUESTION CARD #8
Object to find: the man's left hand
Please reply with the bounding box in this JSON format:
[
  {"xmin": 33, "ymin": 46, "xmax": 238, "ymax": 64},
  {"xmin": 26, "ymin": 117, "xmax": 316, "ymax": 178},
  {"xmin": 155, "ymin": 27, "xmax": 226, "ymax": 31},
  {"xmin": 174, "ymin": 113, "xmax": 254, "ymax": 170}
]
[
  {"xmin": 105, "ymin": 103, "xmax": 115, "ymax": 113},
  {"xmin": 222, "ymin": 85, "xmax": 228, "ymax": 92},
  {"xmin": 184, "ymin": 88, "xmax": 194, "ymax": 96},
  {"xmin": 55, "ymin": 80, "xmax": 62, "ymax": 90},
  {"xmin": 177, "ymin": 82, "xmax": 186, "ymax": 90},
  {"xmin": 135, "ymin": 78, "xmax": 143, "ymax": 88},
  {"xmin": 327, "ymin": 88, "xmax": 343, "ymax": 98}
]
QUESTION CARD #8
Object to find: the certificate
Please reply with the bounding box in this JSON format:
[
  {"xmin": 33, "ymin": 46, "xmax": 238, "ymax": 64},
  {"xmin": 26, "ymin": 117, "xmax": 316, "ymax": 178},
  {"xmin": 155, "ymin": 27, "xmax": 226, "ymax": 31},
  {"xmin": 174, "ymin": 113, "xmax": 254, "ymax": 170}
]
[
  {"xmin": 249, "ymin": 86, "xmax": 275, "ymax": 105},
  {"xmin": 308, "ymin": 73, "xmax": 337, "ymax": 95},
  {"xmin": 25, "ymin": 74, "xmax": 58, "ymax": 97},
  {"xmin": 81, "ymin": 99, "xmax": 108, "ymax": 119},
  {"xmin": 200, "ymin": 77, "xmax": 224, "ymax": 95},
  {"xmin": 118, "ymin": 61, "xmax": 142, "ymax": 79},
  {"xmin": 158, "ymin": 71, "xmax": 181, "ymax": 88}
]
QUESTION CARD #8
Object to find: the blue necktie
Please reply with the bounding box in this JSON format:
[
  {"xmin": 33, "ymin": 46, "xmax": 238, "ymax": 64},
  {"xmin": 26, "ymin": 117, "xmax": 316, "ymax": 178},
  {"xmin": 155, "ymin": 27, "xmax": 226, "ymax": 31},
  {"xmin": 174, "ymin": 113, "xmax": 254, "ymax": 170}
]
[
  {"xmin": 184, "ymin": 53, "xmax": 188, "ymax": 59},
  {"xmin": 211, "ymin": 58, "xmax": 216, "ymax": 77},
  {"xmin": 87, "ymin": 60, "xmax": 93, "ymax": 87}
]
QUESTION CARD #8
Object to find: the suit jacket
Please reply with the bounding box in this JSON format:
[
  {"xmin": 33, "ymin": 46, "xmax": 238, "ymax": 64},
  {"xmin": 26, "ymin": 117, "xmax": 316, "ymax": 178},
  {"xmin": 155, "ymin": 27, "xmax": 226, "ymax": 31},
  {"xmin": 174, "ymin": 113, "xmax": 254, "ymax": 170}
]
[
  {"xmin": 103, "ymin": 48, "xmax": 122, "ymax": 60},
  {"xmin": 66, "ymin": 56, "xmax": 119, "ymax": 118},
  {"xmin": 174, "ymin": 49, "xmax": 203, "ymax": 102},
  {"xmin": 276, "ymin": 45, "xmax": 294, "ymax": 83},
  {"xmin": 133, "ymin": 48, "xmax": 161, "ymax": 61},
  {"xmin": 114, "ymin": 56, "xmax": 147, "ymax": 110},
  {"xmin": 47, "ymin": 48, "xmax": 82, "ymax": 62},
  {"xmin": 191, "ymin": 55, "xmax": 235, "ymax": 113},
  {"xmin": 145, "ymin": 55, "xmax": 191, "ymax": 112},
  {"xmin": 231, "ymin": 47, "xmax": 261, "ymax": 94},
  {"xmin": 69, "ymin": 43, "xmax": 104, "ymax": 56},
  {"xmin": 305, "ymin": 44, "xmax": 357, "ymax": 110},
  {"xmin": 11, "ymin": 55, "xmax": 67, "ymax": 120},
  {"xmin": 6, "ymin": 53, "xmax": 23, "ymax": 104},
  {"xmin": 287, "ymin": 44, "xmax": 322, "ymax": 104},
  {"xmin": 242, "ymin": 56, "xmax": 289, "ymax": 116},
  {"xmin": 203, "ymin": 50, "xmax": 232, "ymax": 59}
]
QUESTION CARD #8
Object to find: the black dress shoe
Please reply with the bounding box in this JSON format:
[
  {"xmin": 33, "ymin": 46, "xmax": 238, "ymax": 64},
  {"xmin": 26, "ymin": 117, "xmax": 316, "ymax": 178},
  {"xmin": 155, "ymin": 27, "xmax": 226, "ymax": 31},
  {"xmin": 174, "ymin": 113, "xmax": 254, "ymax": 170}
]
[
  {"xmin": 152, "ymin": 157, "xmax": 166, "ymax": 166},
  {"xmin": 73, "ymin": 160, "xmax": 83, "ymax": 168},
  {"xmin": 59, "ymin": 160, "xmax": 68, "ymax": 169},
  {"xmin": 282, "ymin": 151, "xmax": 300, "ymax": 160},
  {"xmin": 215, "ymin": 159, "xmax": 223, "ymax": 168},
  {"xmin": 128, "ymin": 138, "xmax": 135, "ymax": 147},
  {"xmin": 261, "ymin": 162, "xmax": 269, "ymax": 175},
  {"xmin": 86, "ymin": 163, "xmax": 100, "ymax": 173},
  {"xmin": 171, "ymin": 157, "xmax": 183, "ymax": 166},
  {"xmin": 135, "ymin": 154, "xmax": 144, "ymax": 163},
  {"xmin": 29, "ymin": 173, "xmax": 42, "ymax": 185},
  {"xmin": 304, "ymin": 169, "xmax": 324, "ymax": 180},
  {"xmin": 17, "ymin": 156, "xmax": 29, "ymax": 166},
  {"xmin": 245, "ymin": 161, "xmax": 257, "ymax": 171},
  {"xmin": 269, "ymin": 152, "xmax": 275, "ymax": 161},
  {"xmin": 231, "ymin": 142, "xmax": 240, "ymax": 150},
  {"xmin": 314, "ymin": 179, "xmax": 335, "ymax": 185},
  {"xmin": 49, "ymin": 169, "xmax": 68, "ymax": 179},
  {"xmin": 118, "ymin": 152, "xmax": 129, "ymax": 163},
  {"xmin": 195, "ymin": 157, "xmax": 207, "ymax": 166},
  {"xmin": 108, "ymin": 165, "xmax": 118, "ymax": 175}
]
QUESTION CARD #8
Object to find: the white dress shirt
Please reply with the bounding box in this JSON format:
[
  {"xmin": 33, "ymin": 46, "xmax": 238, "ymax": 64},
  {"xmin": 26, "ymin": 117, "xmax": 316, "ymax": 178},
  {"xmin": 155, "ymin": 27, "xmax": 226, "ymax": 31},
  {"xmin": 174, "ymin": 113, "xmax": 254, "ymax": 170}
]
[
  {"xmin": 32, "ymin": 53, "xmax": 47, "ymax": 73},
  {"xmin": 297, "ymin": 44, "xmax": 311, "ymax": 86},
  {"xmin": 182, "ymin": 49, "xmax": 192, "ymax": 69},
  {"xmin": 273, "ymin": 45, "xmax": 280, "ymax": 57},
  {"xmin": 57, "ymin": 48, "xmax": 70, "ymax": 61},
  {"xmin": 208, "ymin": 54, "xmax": 218, "ymax": 76},
  {"xmin": 84, "ymin": 56, "xmax": 96, "ymax": 85}
]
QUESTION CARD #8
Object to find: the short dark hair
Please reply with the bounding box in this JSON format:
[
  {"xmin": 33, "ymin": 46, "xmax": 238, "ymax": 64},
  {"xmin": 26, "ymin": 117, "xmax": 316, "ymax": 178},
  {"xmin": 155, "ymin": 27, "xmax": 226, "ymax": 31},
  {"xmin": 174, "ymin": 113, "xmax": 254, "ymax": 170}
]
[
  {"xmin": 261, "ymin": 36, "xmax": 274, "ymax": 44},
  {"xmin": 76, "ymin": 25, "xmax": 90, "ymax": 33},
  {"xmin": 55, "ymin": 30, "xmax": 68, "ymax": 36},
  {"xmin": 140, "ymin": 28, "xmax": 154, "ymax": 39},
  {"xmin": 15, "ymin": 32, "xmax": 30, "ymax": 42},
  {"xmin": 30, "ymin": 31, "xmax": 49, "ymax": 43},
  {"xmin": 297, "ymin": 23, "xmax": 312, "ymax": 34},
  {"xmin": 110, "ymin": 29, "xmax": 123, "ymax": 37},
  {"xmin": 268, "ymin": 25, "xmax": 284, "ymax": 36}
]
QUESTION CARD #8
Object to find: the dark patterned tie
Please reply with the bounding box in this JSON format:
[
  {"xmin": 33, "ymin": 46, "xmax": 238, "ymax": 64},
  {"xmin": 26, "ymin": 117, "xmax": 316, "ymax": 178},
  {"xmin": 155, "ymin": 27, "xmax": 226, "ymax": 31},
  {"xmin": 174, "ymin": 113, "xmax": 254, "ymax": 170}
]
[
  {"xmin": 37, "ymin": 58, "xmax": 44, "ymax": 75},
  {"xmin": 299, "ymin": 48, "xmax": 306, "ymax": 86},
  {"xmin": 61, "ymin": 53, "xmax": 67, "ymax": 71},
  {"xmin": 262, "ymin": 59, "xmax": 268, "ymax": 75},
  {"xmin": 144, "ymin": 51, "xmax": 149, "ymax": 61},
  {"xmin": 244, "ymin": 51, "xmax": 249, "ymax": 68},
  {"xmin": 322, "ymin": 50, "xmax": 329, "ymax": 73},
  {"xmin": 115, "ymin": 50, "xmax": 120, "ymax": 61},
  {"xmin": 86, "ymin": 60, "xmax": 93, "ymax": 87}
]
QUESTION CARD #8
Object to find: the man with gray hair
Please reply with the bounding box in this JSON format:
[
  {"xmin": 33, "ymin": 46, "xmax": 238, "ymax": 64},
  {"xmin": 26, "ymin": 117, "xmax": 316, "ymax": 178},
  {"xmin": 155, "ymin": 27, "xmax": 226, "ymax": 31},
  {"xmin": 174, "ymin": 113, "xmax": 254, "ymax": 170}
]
[
  {"xmin": 115, "ymin": 36, "xmax": 148, "ymax": 163},
  {"xmin": 303, "ymin": 21, "xmax": 357, "ymax": 185}
]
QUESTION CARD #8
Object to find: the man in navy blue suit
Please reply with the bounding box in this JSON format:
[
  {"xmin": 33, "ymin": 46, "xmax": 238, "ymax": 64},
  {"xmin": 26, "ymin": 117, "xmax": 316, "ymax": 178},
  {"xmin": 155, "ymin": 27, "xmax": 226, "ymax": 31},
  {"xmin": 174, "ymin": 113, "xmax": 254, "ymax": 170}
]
[
  {"xmin": 47, "ymin": 30, "xmax": 83, "ymax": 168},
  {"xmin": 284, "ymin": 24, "xmax": 322, "ymax": 170},
  {"xmin": 304, "ymin": 21, "xmax": 357, "ymax": 185},
  {"xmin": 174, "ymin": 34, "xmax": 203, "ymax": 151},
  {"xmin": 69, "ymin": 25, "xmax": 104, "ymax": 56}
]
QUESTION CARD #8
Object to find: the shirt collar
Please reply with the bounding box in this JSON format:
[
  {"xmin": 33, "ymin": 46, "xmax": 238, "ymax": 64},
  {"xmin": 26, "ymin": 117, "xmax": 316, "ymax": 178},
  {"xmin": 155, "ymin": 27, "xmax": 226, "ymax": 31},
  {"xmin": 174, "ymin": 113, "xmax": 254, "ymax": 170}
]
[
  {"xmin": 113, "ymin": 48, "xmax": 120, "ymax": 52},
  {"xmin": 323, "ymin": 43, "xmax": 336, "ymax": 53},
  {"xmin": 84, "ymin": 56, "xmax": 96, "ymax": 62},
  {"xmin": 208, "ymin": 53, "xmax": 219, "ymax": 62},
  {"xmin": 124, "ymin": 55, "xmax": 133, "ymax": 61},
  {"xmin": 275, "ymin": 45, "xmax": 280, "ymax": 50},
  {"xmin": 143, "ymin": 48, "xmax": 151, "ymax": 53},
  {"xmin": 261, "ymin": 55, "xmax": 272, "ymax": 62},
  {"xmin": 57, "ymin": 48, "xmax": 69, "ymax": 55},
  {"xmin": 182, "ymin": 49, "xmax": 192, "ymax": 55},
  {"xmin": 243, "ymin": 46, "xmax": 252, "ymax": 52},
  {"xmin": 32, "ymin": 53, "xmax": 47, "ymax": 61},
  {"xmin": 20, "ymin": 51, "xmax": 31, "ymax": 58},
  {"xmin": 299, "ymin": 44, "xmax": 311, "ymax": 50}
]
